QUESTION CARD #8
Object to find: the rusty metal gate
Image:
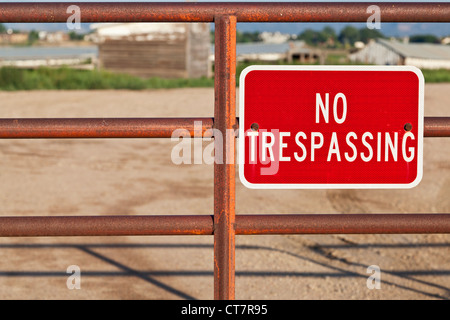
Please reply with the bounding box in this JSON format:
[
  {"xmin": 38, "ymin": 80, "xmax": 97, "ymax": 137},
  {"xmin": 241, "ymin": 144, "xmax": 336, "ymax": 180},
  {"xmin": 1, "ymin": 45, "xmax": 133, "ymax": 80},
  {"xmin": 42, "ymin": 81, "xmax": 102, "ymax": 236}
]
[{"xmin": 0, "ymin": 2, "xmax": 450, "ymax": 300}]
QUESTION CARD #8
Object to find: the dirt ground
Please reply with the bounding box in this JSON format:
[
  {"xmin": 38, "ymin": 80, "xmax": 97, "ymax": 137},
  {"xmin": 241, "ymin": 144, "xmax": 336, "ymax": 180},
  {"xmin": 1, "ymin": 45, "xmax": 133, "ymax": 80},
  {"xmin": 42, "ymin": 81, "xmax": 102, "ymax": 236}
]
[{"xmin": 0, "ymin": 85, "xmax": 448, "ymax": 300}]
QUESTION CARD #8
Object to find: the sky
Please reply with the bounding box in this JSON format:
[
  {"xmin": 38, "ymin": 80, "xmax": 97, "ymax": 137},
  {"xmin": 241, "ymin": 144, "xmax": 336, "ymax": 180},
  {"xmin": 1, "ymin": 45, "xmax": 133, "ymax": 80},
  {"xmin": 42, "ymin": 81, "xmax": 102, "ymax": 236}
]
[{"xmin": 1, "ymin": 0, "xmax": 449, "ymax": 37}]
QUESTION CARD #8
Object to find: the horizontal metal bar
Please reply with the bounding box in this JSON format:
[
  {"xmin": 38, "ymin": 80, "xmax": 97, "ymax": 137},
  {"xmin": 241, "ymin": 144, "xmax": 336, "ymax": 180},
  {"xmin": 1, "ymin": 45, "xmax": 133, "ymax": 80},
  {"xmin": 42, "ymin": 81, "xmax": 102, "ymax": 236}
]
[
  {"xmin": 0, "ymin": 214, "xmax": 449, "ymax": 237},
  {"xmin": 0, "ymin": 2, "xmax": 449, "ymax": 23},
  {"xmin": 236, "ymin": 214, "xmax": 450, "ymax": 235},
  {"xmin": 0, "ymin": 118, "xmax": 213, "ymax": 139},
  {"xmin": 0, "ymin": 117, "xmax": 449, "ymax": 138},
  {"xmin": 0, "ymin": 216, "xmax": 214, "ymax": 237},
  {"xmin": 423, "ymin": 117, "xmax": 450, "ymax": 137}
]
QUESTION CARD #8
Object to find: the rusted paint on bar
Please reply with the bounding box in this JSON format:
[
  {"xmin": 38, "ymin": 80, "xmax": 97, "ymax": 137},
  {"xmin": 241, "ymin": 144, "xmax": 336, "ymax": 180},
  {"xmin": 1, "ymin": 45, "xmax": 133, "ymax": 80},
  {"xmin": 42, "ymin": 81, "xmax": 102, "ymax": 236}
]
[
  {"xmin": 423, "ymin": 117, "xmax": 450, "ymax": 137},
  {"xmin": 236, "ymin": 214, "xmax": 450, "ymax": 234},
  {"xmin": 0, "ymin": 2, "xmax": 449, "ymax": 23},
  {"xmin": 0, "ymin": 215, "xmax": 449, "ymax": 237},
  {"xmin": 214, "ymin": 15, "xmax": 237, "ymax": 300},
  {"xmin": 0, "ymin": 118, "xmax": 213, "ymax": 139},
  {"xmin": 0, "ymin": 216, "xmax": 214, "ymax": 237}
]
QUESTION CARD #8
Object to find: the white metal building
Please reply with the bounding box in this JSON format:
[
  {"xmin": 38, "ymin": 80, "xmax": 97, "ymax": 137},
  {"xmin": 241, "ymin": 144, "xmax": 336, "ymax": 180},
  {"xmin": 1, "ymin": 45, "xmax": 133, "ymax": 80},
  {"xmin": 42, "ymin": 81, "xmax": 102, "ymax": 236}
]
[{"xmin": 350, "ymin": 39, "xmax": 450, "ymax": 69}]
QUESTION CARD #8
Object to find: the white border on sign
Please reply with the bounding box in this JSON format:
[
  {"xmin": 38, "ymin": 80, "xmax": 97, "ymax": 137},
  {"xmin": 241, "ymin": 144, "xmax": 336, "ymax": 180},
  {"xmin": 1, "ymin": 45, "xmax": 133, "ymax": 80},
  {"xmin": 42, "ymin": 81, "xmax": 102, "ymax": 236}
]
[{"xmin": 238, "ymin": 65, "xmax": 425, "ymax": 189}]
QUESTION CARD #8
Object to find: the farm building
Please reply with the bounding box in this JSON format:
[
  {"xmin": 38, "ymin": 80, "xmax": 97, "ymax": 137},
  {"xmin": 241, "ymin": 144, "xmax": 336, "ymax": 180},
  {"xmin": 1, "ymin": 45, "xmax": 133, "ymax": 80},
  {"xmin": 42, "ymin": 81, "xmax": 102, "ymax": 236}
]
[
  {"xmin": 90, "ymin": 23, "xmax": 211, "ymax": 78},
  {"xmin": 350, "ymin": 38, "xmax": 450, "ymax": 69},
  {"xmin": 0, "ymin": 32, "xmax": 28, "ymax": 45},
  {"xmin": 211, "ymin": 41, "xmax": 324, "ymax": 64}
]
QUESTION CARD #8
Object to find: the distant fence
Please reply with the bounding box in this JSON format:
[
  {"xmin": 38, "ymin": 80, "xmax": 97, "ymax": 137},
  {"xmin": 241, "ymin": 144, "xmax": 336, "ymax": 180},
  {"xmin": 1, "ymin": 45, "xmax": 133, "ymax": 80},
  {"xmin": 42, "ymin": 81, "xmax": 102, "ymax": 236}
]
[{"xmin": 0, "ymin": 2, "xmax": 450, "ymax": 300}]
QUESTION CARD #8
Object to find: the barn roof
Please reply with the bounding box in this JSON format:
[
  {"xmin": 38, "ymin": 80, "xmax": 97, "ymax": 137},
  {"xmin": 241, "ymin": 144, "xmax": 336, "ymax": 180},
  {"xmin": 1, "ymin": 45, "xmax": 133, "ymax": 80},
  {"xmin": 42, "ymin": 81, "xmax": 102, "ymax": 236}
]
[{"xmin": 378, "ymin": 39, "xmax": 450, "ymax": 60}]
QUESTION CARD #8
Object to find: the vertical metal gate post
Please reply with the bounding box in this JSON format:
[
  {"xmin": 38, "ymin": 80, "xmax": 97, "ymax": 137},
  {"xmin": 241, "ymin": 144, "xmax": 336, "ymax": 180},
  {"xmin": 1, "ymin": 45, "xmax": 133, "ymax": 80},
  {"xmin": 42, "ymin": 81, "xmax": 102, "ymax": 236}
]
[{"xmin": 214, "ymin": 15, "xmax": 237, "ymax": 300}]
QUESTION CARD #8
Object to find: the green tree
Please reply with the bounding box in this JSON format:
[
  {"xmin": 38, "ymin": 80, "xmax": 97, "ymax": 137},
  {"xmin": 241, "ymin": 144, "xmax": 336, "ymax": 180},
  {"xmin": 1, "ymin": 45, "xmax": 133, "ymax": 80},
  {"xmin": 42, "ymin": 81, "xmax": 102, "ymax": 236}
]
[
  {"xmin": 409, "ymin": 34, "xmax": 440, "ymax": 43},
  {"xmin": 236, "ymin": 31, "xmax": 261, "ymax": 43},
  {"xmin": 298, "ymin": 29, "xmax": 320, "ymax": 46},
  {"xmin": 68, "ymin": 31, "xmax": 84, "ymax": 41},
  {"xmin": 318, "ymin": 26, "xmax": 337, "ymax": 46},
  {"xmin": 28, "ymin": 30, "xmax": 39, "ymax": 44},
  {"xmin": 338, "ymin": 26, "xmax": 360, "ymax": 46},
  {"xmin": 359, "ymin": 28, "xmax": 385, "ymax": 44},
  {"xmin": 0, "ymin": 23, "xmax": 7, "ymax": 34}
]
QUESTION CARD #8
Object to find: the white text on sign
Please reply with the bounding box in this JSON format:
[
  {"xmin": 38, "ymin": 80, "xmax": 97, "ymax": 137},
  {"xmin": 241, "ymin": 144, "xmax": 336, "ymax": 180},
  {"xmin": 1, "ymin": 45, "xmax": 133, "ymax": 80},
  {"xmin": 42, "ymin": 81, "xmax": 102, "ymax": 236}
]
[{"xmin": 246, "ymin": 93, "xmax": 416, "ymax": 173}]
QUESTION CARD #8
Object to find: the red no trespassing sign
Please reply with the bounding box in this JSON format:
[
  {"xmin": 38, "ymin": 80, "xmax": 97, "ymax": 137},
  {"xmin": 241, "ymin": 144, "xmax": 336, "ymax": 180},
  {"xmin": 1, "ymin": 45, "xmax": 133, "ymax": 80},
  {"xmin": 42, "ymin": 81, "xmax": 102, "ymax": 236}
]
[{"xmin": 238, "ymin": 66, "xmax": 424, "ymax": 189}]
